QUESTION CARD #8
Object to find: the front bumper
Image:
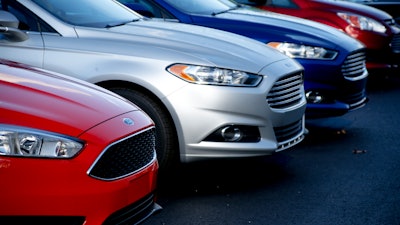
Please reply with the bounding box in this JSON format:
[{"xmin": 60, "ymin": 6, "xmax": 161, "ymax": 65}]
[
  {"xmin": 164, "ymin": 58, "xmax": 307, "ymax": 162},
  {"xmin": 0, "ymin": 112, "xmax": 159, "ymax": 225},
  {"xmin": 0, "ymin": 158, "xmax": 159, "ymax": 225}
]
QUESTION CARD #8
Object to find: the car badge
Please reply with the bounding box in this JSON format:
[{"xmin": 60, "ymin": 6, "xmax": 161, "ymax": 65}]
[{"xmin": 123, "ymin": 118, "xmax": 134, "ymax": 126}]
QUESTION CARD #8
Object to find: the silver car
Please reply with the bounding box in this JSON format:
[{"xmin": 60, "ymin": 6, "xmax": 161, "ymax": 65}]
[{"xmin": 0, "ymin": 0, "xmax": 306, "ymax": 171}]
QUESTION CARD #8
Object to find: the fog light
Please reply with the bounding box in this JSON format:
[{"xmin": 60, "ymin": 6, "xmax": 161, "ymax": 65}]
[
  {"xmin": 306, "ymin": 91, "xmax": 323, "ymax": 103},
  {"xmin": 221, "ymin": 126, "xmax": 242, "ymax": 142},
  {"xmin": 203, "ymin": 125, "xmax": 260, "ymax": 142}
]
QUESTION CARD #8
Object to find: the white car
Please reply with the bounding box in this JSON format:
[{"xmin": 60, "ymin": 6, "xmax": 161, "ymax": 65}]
[{"xmin": 0, "ymin": 0, "xmax": 306, "ymax": 171}]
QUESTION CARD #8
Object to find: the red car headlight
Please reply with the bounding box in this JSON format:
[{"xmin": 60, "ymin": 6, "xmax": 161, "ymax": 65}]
[
  {"xmin": 337, "ymin": 12, "xmax": 386, "ymax": 33},
  {"xmin": 0, "ymin": 125, "xmax": 84, "ymax": 158}
]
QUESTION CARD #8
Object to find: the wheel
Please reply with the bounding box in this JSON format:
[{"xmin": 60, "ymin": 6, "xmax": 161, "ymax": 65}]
[{"xmin": 108, "ymin": 87, "xmax": 179, "ymax": 172}]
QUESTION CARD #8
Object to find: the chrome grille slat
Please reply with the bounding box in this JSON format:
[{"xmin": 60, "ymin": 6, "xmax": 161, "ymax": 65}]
[
  {"xmin": 273, "ymin": 74, "xmax": 302, "ymax": 86},
  {"xmin": 341, "ymin": 50, "xmax": 368, "ymax": 81},
  {"xmin": 268, "ymin": 80, "xmax": 303, "ymax": 94},
  {"xmin": 267, "ymin": 72, "xmax": 303, "ymax": 109},
  {"xmin": 268, "ymin": 89, "xmax": 303, "ymax": 106}
]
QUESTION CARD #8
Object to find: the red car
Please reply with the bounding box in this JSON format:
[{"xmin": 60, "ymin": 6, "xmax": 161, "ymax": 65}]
[
  {"xmin": 237, "ymin": 0, "xmax": 400, "ymax": 73},
  {"xmin": 346, "ymin": 0, "xmax": 400, "ymax": 24},
  {"xmin": 0, "ymin": 59, "xmax": 160, "ymax": 225}
]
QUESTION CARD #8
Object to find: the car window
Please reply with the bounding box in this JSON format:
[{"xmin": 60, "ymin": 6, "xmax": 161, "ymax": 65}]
[
  {"xmin": 119, "ymin": 0, "xmax": 175, "ymax": 19},
  {"xmin": 162, "ymin": 0, "xmax": 237, "ymax": 15},
  {"xmin": 235, "ymin": 0, "xmax": 269, "ymax": 6},
  {"xmin": 31, "ymin": 0, "xmax": 141, "ymax": 28},
  {"xmin": 0, "ymin": 0, "xmax": 54, "ymax": 32},
  {"xmin": 270, "ymin": 0, "xmax": 298, "ymax": 8}
]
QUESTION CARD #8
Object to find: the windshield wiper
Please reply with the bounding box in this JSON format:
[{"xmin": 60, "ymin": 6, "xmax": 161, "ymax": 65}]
[
  {"xmin": 212, "ymin": 4, "xmax": 242, "ymax": 16},
  {"xmin": 105, "ymin": 19, "xmax": 140, "ymax": 28}
]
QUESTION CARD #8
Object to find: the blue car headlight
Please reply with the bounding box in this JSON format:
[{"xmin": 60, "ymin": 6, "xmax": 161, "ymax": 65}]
[
  {"xmin": 167, "ymin": 64, "xmax": 262, "ymax": 87},
  {"xmin": 0, "ymin": 125, "xmax": 84, "ymax": 158},
  {"xmin": 337, "ymin": 12, "xmax": 386, "ymax": 33},
  {"xmin": 268, "ymin": 42, "xmax": 338, "ymax": 60}
]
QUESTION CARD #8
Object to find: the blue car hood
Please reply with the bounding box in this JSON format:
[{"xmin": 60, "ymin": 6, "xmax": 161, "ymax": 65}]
[{"xmin": 207, "ymin": 6, "xmax": 364, "ymax": 51}]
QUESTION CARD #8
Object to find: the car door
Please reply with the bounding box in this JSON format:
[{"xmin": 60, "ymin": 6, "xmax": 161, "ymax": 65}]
[{"xmin": 0, "ymin": 0, "xmax": 45, "ymax": 67}]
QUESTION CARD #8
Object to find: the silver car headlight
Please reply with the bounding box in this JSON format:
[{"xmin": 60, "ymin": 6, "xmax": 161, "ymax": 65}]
[
  {"xmin": 337, "ymin": 12, "xmax": 386, "ymax": 33},
  {"xmin": 267, "ymin": 42, "xmax": 338, "ymax": 60},
  {"xmin": 0, "ymin": 125, "xmax": 84, "ymax": 158},
  {"xmin": 167, "ymin": 64, "xmax": 262, "ymax": 87}
]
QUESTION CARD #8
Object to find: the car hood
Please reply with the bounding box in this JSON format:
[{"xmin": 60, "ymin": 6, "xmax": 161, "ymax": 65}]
[
  {"xmin": 213, "ymin": 6, "xmax": 364, "ymax": 50},
  {"xmin": 73, "ymin": 19, "xmax": 292, "ymax": 74},
  {"xmin": 311, "ymin": 0, "xmax": 393, "ymax": 20},
  {"xmin": 0, "ymin": 59, "xmax": 141, "ymax": 137}
]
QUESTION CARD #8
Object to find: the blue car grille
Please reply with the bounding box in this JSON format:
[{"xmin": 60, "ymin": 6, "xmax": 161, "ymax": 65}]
[
  {"xmin": 339, "ymin": 87, "xmax": 368, "ymax": 111},
  {"xmin": 267, "ymin": 72, "xmax": 304, "ymax": 109},
  {"xmin": 88, "ymin": 128, "xmax": 156, "ymax": 181},
  {"xmin": 391, "ymin": 33, "xmax": 400, "ymax": 54},
  {"xmin": 341, "ymin": 50, "xmax": 368, "ymax": 81}
]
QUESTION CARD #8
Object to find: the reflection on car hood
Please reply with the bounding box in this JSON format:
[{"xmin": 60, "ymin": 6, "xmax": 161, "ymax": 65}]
[
  {"xmin": 215, "ymin": 6, "xmax": 364, "ymax": 50},
  {"xmin": 0, "ymin": 59, "xmax": 140, "ymax": 136},
  {"xmin": 74, "ymin": 19, "xmax": 292, "ymax": 74}
]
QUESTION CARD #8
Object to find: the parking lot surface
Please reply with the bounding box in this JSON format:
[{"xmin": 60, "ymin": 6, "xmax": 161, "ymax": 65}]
[{"xmin": 143, "ymin": 72, "xmax": 400, "ymax": 225}]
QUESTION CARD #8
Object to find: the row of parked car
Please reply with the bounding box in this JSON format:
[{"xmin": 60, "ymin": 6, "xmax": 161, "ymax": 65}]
[{"xmin": 0, "ymin": 0, "xmax": 398, "ymax": 224}]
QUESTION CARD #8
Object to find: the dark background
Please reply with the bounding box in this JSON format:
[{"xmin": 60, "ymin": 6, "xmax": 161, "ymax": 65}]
[{"xmin": 143, "ymin": 71, "xmax": 400, "ymax": 225}]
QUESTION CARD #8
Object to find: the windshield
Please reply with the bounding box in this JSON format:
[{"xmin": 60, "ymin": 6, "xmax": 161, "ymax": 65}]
[
  {"xmin": 32, "ymin": 0, "xmax": 142, "ymax": 27},
  {"xmin": 163, "ymin": 0, "xmax": 239, "ymax": 14}
]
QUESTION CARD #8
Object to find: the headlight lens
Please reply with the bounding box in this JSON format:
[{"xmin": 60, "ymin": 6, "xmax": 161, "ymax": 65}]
[
  {"xmin": 267, "ymin": 42, "xmax": 338, "ymax": 60},
  {"xmin": 167, "ymin": 64, "xmax": 262, "ymax": 87},
  {"xmin": 0, "ymin": 125, "xmax": 84, "ymax": 158},
  {"xmin": 337, "ymin": 12, "xmax": 386, "ymax": 33}
]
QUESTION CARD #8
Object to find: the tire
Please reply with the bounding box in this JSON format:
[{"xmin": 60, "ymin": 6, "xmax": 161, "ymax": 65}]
[{"xmin": 108, "ymin": 87, "xmax": 179, "ymax": 173}]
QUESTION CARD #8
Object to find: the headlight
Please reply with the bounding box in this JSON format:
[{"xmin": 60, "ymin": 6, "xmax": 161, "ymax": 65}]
[
  {"xmin": 167, "ymin": 64, "xmax": 262, "ymax": 87},
  {"xmin": 0, "ymin": 125, "xmax": 84, "ymax": 158},
  {"xmin": 337, "ymin": 12, "xmax": 386, "ymax": 33},
  {"xmin": 267, "ymin": 42, "xmax": 338, "ymax": 60}
]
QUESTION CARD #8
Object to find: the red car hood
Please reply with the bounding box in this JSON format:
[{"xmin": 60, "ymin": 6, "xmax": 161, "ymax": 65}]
[
  {"xmin": 0, "ymin": 59, "xmax": 140, "ymax": 137},
  {"xmin": 312, "ymin": 0, "xmax": 393, "ymax": 20}
]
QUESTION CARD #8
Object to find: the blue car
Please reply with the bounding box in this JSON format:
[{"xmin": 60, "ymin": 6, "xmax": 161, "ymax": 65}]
[{"xmin": 120, "ymin": 0, "xmax": 369, "ymax": 118}]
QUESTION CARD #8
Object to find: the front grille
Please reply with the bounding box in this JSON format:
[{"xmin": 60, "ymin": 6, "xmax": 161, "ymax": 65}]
[
  {"xmin": 340, "ymin": 89, "xmax": 368, "ymax": 111},
  {"xmin": 274, "ymin": 117, "xmax": 304, "ymax": 152},
  {"xmin": 341, "ymin": 50, "xmax": 368, "ymax": 81},
  {"xmin": 274, "ymin": 118, "xmax": 303, "ymax": 143},
  {"xmin": 391, "ymin": 33, "xmax": 400, "ymax": 53},
  {"xmin": 102, "ymin": 193, "xmax": 162, "ymax": 225},
  {"xmin": 88, "ymin": 128, "xmax": 156, "ymax": 181},
  {"xmin": 267, "ymin": 72, "xmax": 303, "ymax": 109}
]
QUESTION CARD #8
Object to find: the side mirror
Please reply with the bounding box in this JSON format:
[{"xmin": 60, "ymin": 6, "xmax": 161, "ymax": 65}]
[{"xmin": 0, "ymin": 10, "xmax": 28, "ymax": 42}]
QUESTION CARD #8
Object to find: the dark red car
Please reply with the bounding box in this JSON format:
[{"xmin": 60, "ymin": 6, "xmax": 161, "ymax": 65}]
[
  {"xmin": 237, "ymin": 0, "xmax": 400, "ymax": 73},
  {"xmin": 0, "ymin": 59, "xmax": 160, "ymax": 225},
  {"xmin": 346, "ymin": 0, "xmax": 400, "ymax": 24}
]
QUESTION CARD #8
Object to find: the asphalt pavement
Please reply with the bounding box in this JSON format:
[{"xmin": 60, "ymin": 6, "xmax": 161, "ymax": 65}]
[{"xmin": 142, "ymin": 71, "xmax": 400, "ymax": 225}]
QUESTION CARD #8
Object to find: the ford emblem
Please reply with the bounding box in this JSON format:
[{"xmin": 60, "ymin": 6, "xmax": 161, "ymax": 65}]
[{"xmin": 123, "ymin": 118, "xmax": 134, "ymax": 126}]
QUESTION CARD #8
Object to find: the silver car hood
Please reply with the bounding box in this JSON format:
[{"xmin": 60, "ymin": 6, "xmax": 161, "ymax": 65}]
[{"xmin": 73, "ymin": 19, "xmax": 295, "ymax": 74}]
